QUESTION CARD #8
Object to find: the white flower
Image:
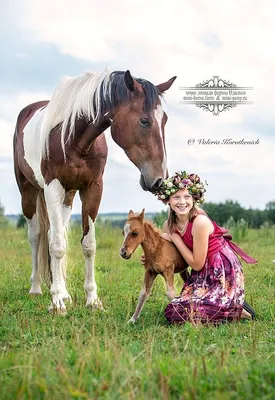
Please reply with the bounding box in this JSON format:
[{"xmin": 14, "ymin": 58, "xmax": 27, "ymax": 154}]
[
  {"xmin": 166, "ymin": 181, "xmax": 173, "ymax": 188},
  {"xmin": 160, "ymin": 194, "xmax": 166, "ymax": 199}
]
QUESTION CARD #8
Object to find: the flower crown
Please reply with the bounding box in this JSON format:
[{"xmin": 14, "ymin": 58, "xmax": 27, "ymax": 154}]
[{"xmin": 155, "ymin": 171, "xmax": 207, "ymax": 204}]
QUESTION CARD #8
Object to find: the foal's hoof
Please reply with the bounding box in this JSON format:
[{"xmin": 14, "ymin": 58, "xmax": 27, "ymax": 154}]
[
  {"xmin": 86, "ymin": 298, "xmax": 104, "ymax": 311},
  {"xmin": 127, "ymin": 317, "xmax": 136, "ymax": 324}
]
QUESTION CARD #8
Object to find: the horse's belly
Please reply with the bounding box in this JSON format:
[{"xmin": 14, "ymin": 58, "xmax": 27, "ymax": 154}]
[{"xmin": 23, "ymin": 107, "xmax": 46, "ymax": 188}]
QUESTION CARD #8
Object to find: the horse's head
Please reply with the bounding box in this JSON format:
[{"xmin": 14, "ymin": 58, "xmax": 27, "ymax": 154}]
[
  {"xmin": 110, "ymin": 71, "xmax": 176, "ymax": 193},
  {"xmin": 120, "ymin": 209, "xmax": 145, "ymax": 259}
]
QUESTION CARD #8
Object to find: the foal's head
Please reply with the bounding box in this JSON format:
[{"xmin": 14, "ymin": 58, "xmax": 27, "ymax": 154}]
[
  {"xmin": 120, "ymin": 209, "xmax": 146, "ymax": 259},
  {"xmin": 110, "ymin": 71, "xmax": 176, "ymax": 193}
]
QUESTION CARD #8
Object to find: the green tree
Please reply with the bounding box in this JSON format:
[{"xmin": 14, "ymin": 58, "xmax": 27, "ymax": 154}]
[
  {"xmin": 266, "ymin": 201, "xmax": 275, "ymax": 224},
  {"xmin": 0, "ymin": 200, "xmax": 9, "ymax": 228},
  {"xmin": 17, "ymin": 214, "xmax": 26, "ymax": 229},
  {"xmin": 153, "ymin": 210, "xmax": 167, "ymax": 228}
]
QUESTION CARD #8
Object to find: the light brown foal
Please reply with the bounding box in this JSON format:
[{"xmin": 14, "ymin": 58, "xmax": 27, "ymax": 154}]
[{"xmin": 120, "ymin": 210, "xmax": 189, "ymax": 323}]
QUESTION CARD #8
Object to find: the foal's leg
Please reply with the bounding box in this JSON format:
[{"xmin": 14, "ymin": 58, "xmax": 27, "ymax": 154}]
[
  {"xmin": 162, "ymin": 269, "xmax": 176, "ymax": 300},
  {"xmin": 44, "ymin": 179, "xmax": 71, "ymax": 314},
  {"xmin": 128, "ymin": 270, "xmax": 157, "ymax": 323},
  {"xmin": 80, "ymin": 184, "xmax": 103, "ymax": 310},
  {"xmin": 21, "ymin": 185, "xmax": 41, "ymax": 294}
]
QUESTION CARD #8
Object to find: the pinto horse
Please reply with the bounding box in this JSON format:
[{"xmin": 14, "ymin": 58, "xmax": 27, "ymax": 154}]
[
  {"xmin": 120, "ymin": 210, "xmax": 188, "ymax": 323},
  {"xmin": 13, "ymin": 70, "xmax": 176, "ymax": 314}
]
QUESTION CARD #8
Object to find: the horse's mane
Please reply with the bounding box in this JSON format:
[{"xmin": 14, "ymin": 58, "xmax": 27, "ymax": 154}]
[
  {"xmin": 144, "ymin": 220, "xmax": 162, "ymax": 236},
  {"xmin": 40, "ymin": 70, "xmax": 162, "ymax": 158}
]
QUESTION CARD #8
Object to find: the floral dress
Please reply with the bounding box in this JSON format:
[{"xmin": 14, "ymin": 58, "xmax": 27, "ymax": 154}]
[{"xmin": 165, "ymin": 218, "xmax": 257, "ymax": 324}]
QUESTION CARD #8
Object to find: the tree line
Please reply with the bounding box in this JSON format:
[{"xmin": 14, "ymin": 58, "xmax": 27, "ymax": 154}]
[{"xmin": 1, "ymin": 199, "xmax": 275, "ymax": 230}]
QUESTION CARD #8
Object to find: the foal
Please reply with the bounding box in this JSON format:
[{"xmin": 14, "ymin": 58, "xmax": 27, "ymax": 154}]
[{"xmin": 120, "ymin": 210, "xmax": 188, "ymax": 323}]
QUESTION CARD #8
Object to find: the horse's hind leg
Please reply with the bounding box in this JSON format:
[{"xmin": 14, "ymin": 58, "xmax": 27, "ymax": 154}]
[
  {"xmin": 162, "ymin": 269, "xmax": 176, "ymax": 300},
  {"xmin": 21, "ymin": 184, "xmax": 42, "ymax": 294}
]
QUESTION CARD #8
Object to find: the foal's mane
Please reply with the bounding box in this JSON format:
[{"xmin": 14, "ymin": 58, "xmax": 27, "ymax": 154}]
[{"xmin": 40, "ymin": 70, "xmax": 162, "ymax": 158}]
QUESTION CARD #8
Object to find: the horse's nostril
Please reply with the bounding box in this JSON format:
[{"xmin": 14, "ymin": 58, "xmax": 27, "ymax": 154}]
[
  {"xmin": 152, "ymin": 177, "xmax": 163, "ymax": 192},
  {"xmin": 120, "ymin": 248, "xmax": 127, "ymax": 258}
]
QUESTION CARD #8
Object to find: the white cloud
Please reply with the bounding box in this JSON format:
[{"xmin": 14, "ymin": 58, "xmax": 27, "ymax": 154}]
[{"xmin": 1, "ymin": 0, "xmax": 275, "ymax": 214}]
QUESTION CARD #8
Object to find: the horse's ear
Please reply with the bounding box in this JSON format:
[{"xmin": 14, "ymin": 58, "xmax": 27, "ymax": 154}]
[
  {"xmin": 124, "ymin": 70, "xmax": 135, "ymax": 92},
  {"xmin": 124, "ymin": 70, "xmax": 143, "ymax": 96},
  {"xmin": 156, "ymin": 76, "xmax": 177, "ymax": 93},
  {"xmin": 128, "ymin": 209, "xmax": 135, "ymax": 218},
  {"xmin": 139, "ymin": 209, "xmax": 145, "ymax": 222}
]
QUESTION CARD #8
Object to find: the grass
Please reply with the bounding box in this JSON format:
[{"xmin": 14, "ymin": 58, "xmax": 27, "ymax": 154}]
[{"xmin": 0, "ymin": 225, "xmax": 275, "ymax": 399}]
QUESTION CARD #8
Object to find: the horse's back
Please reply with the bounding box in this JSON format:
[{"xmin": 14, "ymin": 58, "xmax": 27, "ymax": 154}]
[
  {"xmin": 15, "ymin": 101, "xmax": 49, "ymax": 139},
  {"xmin": 14, "ymin": 101, "xmax": 49, "ymax": 189}
]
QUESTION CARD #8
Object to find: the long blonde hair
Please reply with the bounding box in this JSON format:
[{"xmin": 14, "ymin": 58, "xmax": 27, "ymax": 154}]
[{"xmin": 167, "ymin": 202, "xmax": 206, "ymax": 233}]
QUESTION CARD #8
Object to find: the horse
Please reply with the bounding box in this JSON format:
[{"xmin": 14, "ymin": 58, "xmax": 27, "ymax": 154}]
[
  {"xmin": 120, "ymin": 209, "xmax": 189, "ymax": 323},
  {"xmin": 13, "ymin": 69, "xmax": 176, "ymax": 314}
]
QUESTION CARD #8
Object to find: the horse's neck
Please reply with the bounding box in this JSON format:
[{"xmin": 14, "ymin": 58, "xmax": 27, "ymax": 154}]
[
  {"xmin": 74, "ymin": 115, "xmax": 111, "ymax": 153},
  {"xmin": 141, "ymin": 222, "xmax": 162, "ymax": 257}
]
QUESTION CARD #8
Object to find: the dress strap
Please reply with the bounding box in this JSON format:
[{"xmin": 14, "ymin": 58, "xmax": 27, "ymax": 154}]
[{"xmin": 223, "ymin": 234, "xmax": 257, "ymax": 264}]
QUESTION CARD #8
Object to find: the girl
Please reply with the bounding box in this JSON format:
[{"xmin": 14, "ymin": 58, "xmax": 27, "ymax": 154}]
[{"xmin": 155, "ymin": 171, "xmax": 257, "ymax": 324}]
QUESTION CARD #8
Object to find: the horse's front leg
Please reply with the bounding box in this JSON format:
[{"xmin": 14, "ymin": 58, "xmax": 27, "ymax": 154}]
[
  {"xmin": 44, "ymin": 180, "xmax": 71, "ymax": 314},
  {"xmin": 80, "ymin": 184, "xmax": 103, "ymax": 310},
  {"xmin": 128, "ymin": 269, "xmax": 157, "ymax": 323}
]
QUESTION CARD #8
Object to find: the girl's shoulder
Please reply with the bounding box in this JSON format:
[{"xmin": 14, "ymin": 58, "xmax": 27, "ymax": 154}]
[{"xmin": 192, "ymin": 214, "xmax": 214, "ymax": 234}]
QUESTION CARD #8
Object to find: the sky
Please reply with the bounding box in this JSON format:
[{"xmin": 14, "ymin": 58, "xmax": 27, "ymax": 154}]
[{"xmin": 0, "ymin": 0, "xmax": 275, "ymax": 215}]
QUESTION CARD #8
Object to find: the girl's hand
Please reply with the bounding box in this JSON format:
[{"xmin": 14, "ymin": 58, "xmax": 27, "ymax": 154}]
[
  {"xmin": 140, "ymin": 253, "xmax": 146, "ymax": 265},
  {"xmin": 170, "ymin": 233, "xmax": 180, "ymax": 244},
  {"xmin": 161, "ymin": 233, "xmax": 172, "ymax": 242}
]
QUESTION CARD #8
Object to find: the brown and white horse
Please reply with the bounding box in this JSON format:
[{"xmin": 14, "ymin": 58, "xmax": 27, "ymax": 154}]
[{"xmin": 13, "ymin": 70, "xmax": 176, "ymax": 314}]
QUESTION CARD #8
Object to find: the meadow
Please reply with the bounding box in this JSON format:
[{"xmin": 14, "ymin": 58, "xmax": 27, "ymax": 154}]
[{"xmin": 0, "ymin": 224, "xmax": 274, "ymax": 399}]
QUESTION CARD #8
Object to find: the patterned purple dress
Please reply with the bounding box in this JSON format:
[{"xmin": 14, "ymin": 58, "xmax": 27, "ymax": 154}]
[{"xmin": 165, "ymin": 218, "xmax": 257, "ymax": 324}]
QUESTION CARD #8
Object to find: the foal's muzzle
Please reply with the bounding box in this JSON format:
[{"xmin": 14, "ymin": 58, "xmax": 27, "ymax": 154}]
[{"xmin": 120, "ymin": 248, "xmax": 131, "ymax": 259}]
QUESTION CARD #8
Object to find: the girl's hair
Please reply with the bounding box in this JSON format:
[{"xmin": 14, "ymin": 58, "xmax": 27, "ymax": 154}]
[{"xmin": 167, "ymin": 201, "xmax": 207, "ymax": 233}]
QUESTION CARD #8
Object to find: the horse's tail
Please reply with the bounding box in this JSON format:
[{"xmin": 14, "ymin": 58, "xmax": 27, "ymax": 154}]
[{"xmin": 37, "ymin": 190, "xmax": 51, "ymax": 287}]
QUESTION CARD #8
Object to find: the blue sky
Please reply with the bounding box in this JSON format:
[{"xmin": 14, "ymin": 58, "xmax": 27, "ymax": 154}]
[{"xmin": 1, "ymin": 0, "xmax": 274, "ymax": 214}]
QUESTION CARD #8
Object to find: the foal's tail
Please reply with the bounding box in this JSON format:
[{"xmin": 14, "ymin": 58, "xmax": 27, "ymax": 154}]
[{"xmin": 37, "ymin": 190, "xmax": 51, "ymax": 287}]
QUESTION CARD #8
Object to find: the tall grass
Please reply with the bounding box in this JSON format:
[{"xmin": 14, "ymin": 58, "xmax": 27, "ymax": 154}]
[{"xmin": 0, "ymin": 225, "xmax": 274, "ymax": 399}]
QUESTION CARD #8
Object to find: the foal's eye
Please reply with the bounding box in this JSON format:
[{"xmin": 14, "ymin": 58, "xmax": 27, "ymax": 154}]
[
  {"xmin": 139, "ymin": 118, "xmax": 150, "ymax": 127},
  {"xmin": 131, "ymin": 231, "xmax": 138, "ymax": 237}
]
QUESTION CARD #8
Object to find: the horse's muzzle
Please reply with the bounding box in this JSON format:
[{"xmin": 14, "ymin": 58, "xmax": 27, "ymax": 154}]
[
  {"xmin": 140, "ymin": 174, "xmax": 163, "ymax": 193},
  {"xmin": 120, "ymin": 248, "xmax": 131, "ymax": 259}
]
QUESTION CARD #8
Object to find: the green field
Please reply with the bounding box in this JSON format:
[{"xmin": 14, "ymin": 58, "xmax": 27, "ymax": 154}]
[{"xmin": 0, "ymin": 225, "xmax": 274, "ymax": 399}]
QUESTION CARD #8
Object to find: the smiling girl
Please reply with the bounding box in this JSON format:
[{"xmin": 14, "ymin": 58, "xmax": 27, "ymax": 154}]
[{"xmin": 155, "ymin": 171, "xmax": 257, "ymax": 324}]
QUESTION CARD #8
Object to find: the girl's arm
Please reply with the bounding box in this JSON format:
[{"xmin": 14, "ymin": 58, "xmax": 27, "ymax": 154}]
[{"xmin": 169, "ymin": 216, "xmax": 212, "ymax": 271}]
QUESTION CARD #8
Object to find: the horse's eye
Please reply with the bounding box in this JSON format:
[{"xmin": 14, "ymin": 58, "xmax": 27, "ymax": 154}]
[
  {"xmin": 122, "ymin": 230, "xmax": 124, "ymax": 235},
  {"xmin": 139, "ymin": 118, "xmax": 150, "ymax": 127},
  {"xmin": 132, "ymin": 231, "xmax": 138, "ymax": 237}
]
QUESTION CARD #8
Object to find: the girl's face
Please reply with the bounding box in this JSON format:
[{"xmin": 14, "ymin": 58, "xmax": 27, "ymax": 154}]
[{"xmin": 168, "ymin": 188, "xmax": 194, "ymax": 216}]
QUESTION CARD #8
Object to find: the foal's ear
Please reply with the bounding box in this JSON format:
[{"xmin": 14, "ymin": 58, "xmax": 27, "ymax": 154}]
[
  {"xmin": 128, "ymin": 209, "xmax": 135, "ymax": 218},
  {"xmin": 139, "ymin": 209, "xmax": 145, "ymax": 222},
  {"xmin": 156, "ymin": 76, "xmax": 177, "ymax": 93},
  {"xmin": 124, "ymin": 70, "xmax": 143, "ymax": 96}
]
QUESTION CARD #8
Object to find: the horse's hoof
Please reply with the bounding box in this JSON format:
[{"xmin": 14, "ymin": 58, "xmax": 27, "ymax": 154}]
[
  {"xmin": 49, "ymin": 298, "xmax": 67, "ymax": 315},
  {"xmin": 127, "ymin": 317, "xmax": 136, "ymax": 324},
  {"xmin": 29, "ymin": 287, "xmax": 42, "ymax": 295},
  {"xmin": 86, "ymin": 298, "xmax": 104, "ymax": 311},
  {"xmin": 62, "ymin": 293, "xmax": 72, "ymax": 303}
]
